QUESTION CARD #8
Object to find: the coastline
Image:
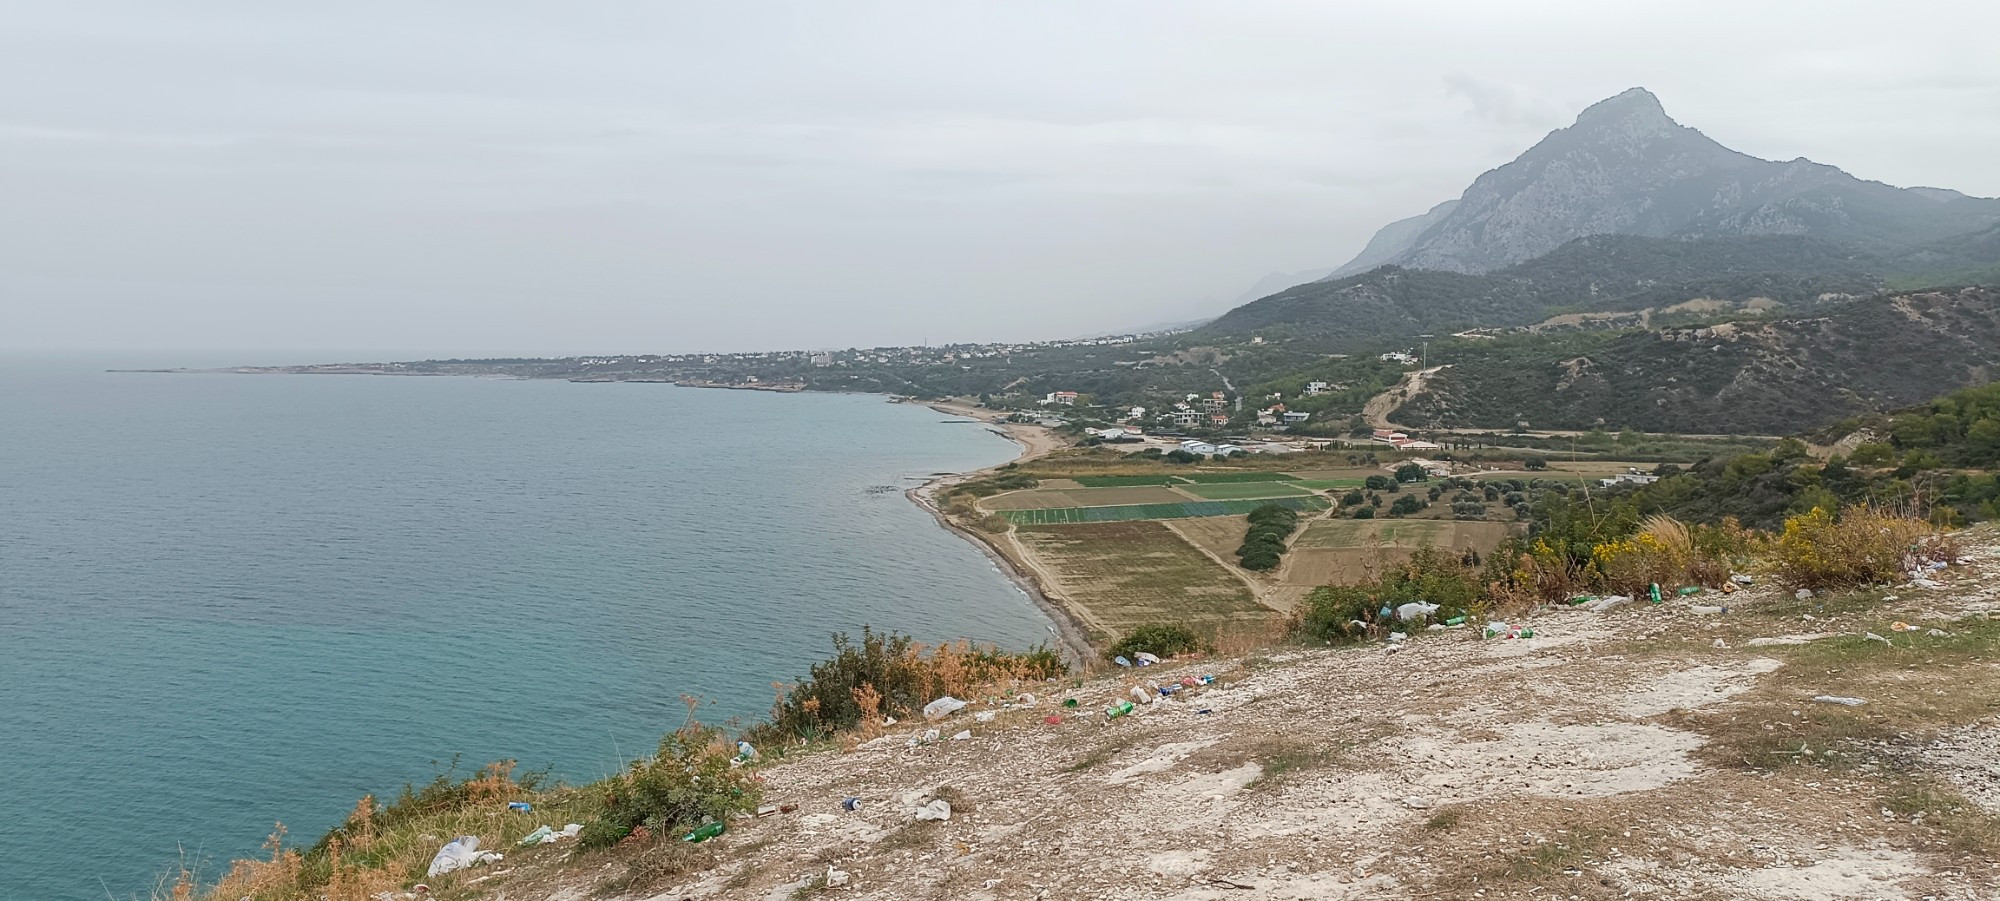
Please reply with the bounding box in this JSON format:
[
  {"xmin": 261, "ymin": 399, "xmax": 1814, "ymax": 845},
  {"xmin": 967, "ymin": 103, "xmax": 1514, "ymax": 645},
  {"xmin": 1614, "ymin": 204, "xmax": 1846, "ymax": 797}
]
[{"xmin": 901, "ymin": 398, "xmax": 1096, "ymax": 667}]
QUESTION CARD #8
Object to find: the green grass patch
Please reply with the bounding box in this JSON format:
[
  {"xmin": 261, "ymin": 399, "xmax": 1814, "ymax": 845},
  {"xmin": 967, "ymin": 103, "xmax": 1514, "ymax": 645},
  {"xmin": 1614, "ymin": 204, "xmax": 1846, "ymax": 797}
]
[
  {"xmin": 1069, "ymin": 474, "xmax": 1182, "ymax": 487},
  {"xmin": 998, "ymin": 495, "xmax": 1329, "ymax": 525},
  {"xmin": 1179, "ymin": 482, "xmax": 1314, "ymax": 500},
  {"xmin": 1177, "ymin": 471, "xmax": 1303, "ymax": 484},
  {"xmin": 1293, "ymin": 478, "xmax": 1365, "ymax": 490}
]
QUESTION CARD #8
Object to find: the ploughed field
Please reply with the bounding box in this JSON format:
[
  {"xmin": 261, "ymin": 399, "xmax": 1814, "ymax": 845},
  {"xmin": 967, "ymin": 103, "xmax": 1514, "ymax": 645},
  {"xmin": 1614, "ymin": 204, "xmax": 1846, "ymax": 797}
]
[{"xmin": 1013, "ymin": 521, "xmax": 1270, "ymax": 639}]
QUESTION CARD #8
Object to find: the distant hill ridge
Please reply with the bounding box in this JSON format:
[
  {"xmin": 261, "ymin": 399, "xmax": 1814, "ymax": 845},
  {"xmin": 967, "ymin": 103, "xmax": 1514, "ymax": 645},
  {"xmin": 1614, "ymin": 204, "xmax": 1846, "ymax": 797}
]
[
  {"xmin": 1200, "ymin": 232, "xmax": 1885, "ymax": 346},
  {"xmin": 1392, "ymin": 286, "xmax": 2000, "ymax": 435},
  {"xmin": 1328, "ymin": 88, "xmax": 2000, "ymax": 277}
]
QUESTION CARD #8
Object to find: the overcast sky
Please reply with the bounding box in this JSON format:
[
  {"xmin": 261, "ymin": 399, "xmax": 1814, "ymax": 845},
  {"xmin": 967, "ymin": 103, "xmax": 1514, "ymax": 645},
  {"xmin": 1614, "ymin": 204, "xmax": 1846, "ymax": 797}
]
[{"xmin": 4, "ymin": 1, "xmax": 1997, "ymax": 357}]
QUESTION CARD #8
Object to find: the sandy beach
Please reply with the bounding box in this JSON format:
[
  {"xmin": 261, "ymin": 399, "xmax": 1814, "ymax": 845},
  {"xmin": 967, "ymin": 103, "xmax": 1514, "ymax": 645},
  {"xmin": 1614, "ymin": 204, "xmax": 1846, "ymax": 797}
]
[{"xmin": 901, "ymin": 397, "xmax": 1095, "ymax": 666}]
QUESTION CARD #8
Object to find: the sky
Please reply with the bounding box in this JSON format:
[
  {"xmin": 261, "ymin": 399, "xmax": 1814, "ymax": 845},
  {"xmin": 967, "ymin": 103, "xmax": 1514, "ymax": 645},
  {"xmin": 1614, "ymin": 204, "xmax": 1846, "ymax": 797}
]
[{"xmin": 4, "ymin": 1, "xmax": 1998, "ymax": 357}]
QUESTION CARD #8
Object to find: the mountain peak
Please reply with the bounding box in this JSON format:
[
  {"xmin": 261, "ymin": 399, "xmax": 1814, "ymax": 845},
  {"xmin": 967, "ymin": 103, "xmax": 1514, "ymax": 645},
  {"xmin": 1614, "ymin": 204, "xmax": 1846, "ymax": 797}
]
[{"xmin": 1570, "ymin": 86, "xmax": 1673, "ymax": 132}]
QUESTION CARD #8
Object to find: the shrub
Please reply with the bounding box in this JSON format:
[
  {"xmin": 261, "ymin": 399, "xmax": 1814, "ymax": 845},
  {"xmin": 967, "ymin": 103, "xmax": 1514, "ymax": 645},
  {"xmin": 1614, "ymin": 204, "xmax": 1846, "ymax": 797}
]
[
  {"xmin": 1770, "ymin": 506, "xmax": 1941, "ymax": 590},
  {"xmin": 748, "ymin": 629, "xmax": 1065, "ymax": 747},
  {"xmin": 1523, "ymin": 456, "xmax": 1548, "ymax": 471},
  {"xmin": 1364, "ymin": 475, "xmax": 1393, "ymax": 490},
  {"xmin": 1340, "ymin": 490, "xmax": 1365, "ymax": 507},
  {"xmin": 1388, "ymin": 495, "xmax": 1424, "ymax": 517},
  {"xmin": 1395, "ymin": 463, "xmax": 1428, "ymax": 482},
  {"xmin": 1290, "ymin": 547, "xmax": 1482, "ymax": 644},
  {"xmin": 1106, "ymin": 623, "xmax": 1204, "ymax": 661},
  {"xmin": 1353, "ymin": 506, "xmax": 1375, "ymax": 519},
  {"xmin": 579, "ymin": 725, "xmax": 761, "ymax": 848},
  {"xmin": 1236, "ymin": 503, "xmax": 1301, "ymax": 570}
]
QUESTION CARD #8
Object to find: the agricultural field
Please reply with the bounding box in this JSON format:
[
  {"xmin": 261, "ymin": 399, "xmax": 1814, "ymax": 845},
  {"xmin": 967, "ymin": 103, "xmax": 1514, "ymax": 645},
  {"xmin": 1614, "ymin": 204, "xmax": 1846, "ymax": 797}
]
[
  {"xmin": 979, "ymin": 486, "xmax": 1188, "ymax": 510},
  {"xmin": 1178, "ymin": 482, "xmax": 1315, "ymax": 500},
  {"xmin": 1176, "ymin": 472, "xmax": 1302, "ymax": 484},
  {"xmin": 1283, "ymin": 468, "xmax": 1390, "ymax": 482},
  {"xmin": 1289, "ymin": 478, "xmax": 1365, "ymax": 491},
  {"xmin": 1161, "ymin": 515, "xmax": 1255, "ymax": 568},
  {"xmin": 1069, "ymin": 474, "xmax": 1183, "ymax": 488},
  {"xmin": 1282, "ymin": 548, "xmax": 1397, "ymax": 586},
  {"xmin": 1014, "ymin": 521, "xmax": 1269, "ymax": 638},
  {"xmin": 996, "ymin": 496, "xmax": 1330, "ymax": 525},
  {"xmin": 1294, "ymin": 518, "xmax": 1511, "ymax": 551}
]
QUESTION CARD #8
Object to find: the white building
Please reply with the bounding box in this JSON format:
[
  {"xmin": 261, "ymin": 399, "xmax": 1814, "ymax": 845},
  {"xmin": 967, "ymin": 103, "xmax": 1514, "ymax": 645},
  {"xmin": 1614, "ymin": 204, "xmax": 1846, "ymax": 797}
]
[
  {"xmin": 1305, "ymin": 381, "xmax": 1330, "ymax": 396},
  {"xmin": 1283, "ymin": 410, "xmax": 1311, "ymax": 424},
  {"xmin": 1179, "ymin": 440, "xmax": 1219, "ymax": 455}
]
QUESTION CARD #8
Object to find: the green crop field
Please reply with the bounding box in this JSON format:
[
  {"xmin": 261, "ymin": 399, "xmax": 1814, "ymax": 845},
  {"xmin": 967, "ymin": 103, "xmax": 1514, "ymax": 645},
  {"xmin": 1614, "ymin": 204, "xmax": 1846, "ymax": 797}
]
[
  {"xmin": 998, "ymin": 495, "xmax": 1329, "ymax": 525},
  {"xmin": 1177, "ymin": 482, "xmax": 1314, "ymax": 500},
  {"xmin": 1176, "ymin": 472, "xmax": 1303, "ymax": 484},
  {"xmin": 1069, "ymin": 474, "xmax": 1183, "ymax": 488},
  {"xmin": 1292, "ymin": 478, "xmax": 1365, "ymax": 490}
]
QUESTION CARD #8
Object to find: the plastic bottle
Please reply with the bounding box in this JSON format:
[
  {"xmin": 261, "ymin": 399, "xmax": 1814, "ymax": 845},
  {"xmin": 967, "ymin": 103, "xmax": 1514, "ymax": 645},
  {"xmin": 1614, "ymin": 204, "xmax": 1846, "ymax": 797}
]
[
  {"xmin": 681, "ymin": 821, "xmax": 725, "ymax": 843},
  {"xmin": 1106, "ymin": 700, "xmax": 1135, "ymax": 719},
  {"xmin": 1444, "ymin": 615, "xmax": 1467, "ymax": 626},
  {"xmin": 1648, "ymin": 583, "xmax": 1664, "ymax": 605},
  {"xmin": 506, "ymin": 801, "xmax": 532, "ymax": 813}
]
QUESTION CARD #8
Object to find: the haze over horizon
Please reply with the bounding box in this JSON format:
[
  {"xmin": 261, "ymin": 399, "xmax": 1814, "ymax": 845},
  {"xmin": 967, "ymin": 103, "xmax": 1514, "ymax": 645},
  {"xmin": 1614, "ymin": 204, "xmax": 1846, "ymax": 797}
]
[{"xmin": 6, "ymin": 1, "xmax": 1998, "ymax": 357}]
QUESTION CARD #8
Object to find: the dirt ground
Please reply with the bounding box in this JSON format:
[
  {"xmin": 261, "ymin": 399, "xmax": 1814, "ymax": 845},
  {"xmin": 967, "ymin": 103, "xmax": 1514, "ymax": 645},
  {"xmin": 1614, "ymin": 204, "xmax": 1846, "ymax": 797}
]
[{"xmin": 474, "ymin": 539, "xmax": 2000, "ymax": 901}]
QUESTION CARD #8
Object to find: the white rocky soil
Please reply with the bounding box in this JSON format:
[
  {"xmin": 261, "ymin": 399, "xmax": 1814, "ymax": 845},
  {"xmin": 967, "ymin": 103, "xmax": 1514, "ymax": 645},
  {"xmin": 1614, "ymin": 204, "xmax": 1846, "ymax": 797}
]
[{"xmin": 502, "ymin": 540, "xmax": 2000, "ymax": 901}]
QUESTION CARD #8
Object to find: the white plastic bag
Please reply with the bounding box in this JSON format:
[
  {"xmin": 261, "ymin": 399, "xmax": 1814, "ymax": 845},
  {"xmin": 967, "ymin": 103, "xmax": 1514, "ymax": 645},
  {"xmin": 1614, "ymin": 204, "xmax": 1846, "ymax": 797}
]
[
  {"xmin": 922, "ymin": 696, "xmax": 968, "ymax": 720},
  {"xmin": 1395, "ymin": 602, "xmax": 1439, "ymax": 622},
  {"xmin": 914, "ymin": 799, "xmax": 952, "ymax": 821},
  {"xmin": 426, "ymin": 836, "xmax": 503, "ymax": 877}
]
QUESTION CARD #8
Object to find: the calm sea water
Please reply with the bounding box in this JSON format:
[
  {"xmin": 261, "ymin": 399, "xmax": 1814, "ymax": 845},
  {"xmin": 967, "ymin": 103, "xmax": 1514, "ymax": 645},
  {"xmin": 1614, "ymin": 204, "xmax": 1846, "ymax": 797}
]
[{"xmin": 0, "ymin": 357, "xmax": 1053, "ymax": 901}]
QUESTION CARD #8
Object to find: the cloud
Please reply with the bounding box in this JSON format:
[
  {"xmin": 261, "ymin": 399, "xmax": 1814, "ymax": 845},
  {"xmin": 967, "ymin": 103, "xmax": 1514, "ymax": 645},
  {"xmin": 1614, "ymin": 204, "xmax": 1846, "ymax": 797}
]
[{"xmin": 1442, "ymin": 72, "xmax": 1564, "ymax": 130}]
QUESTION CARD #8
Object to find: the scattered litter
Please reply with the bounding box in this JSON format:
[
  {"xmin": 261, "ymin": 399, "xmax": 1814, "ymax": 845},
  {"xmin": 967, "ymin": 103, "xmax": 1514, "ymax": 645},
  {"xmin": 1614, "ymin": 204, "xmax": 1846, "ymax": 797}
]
[
  {"xmin": 1062, "ymin": 698, "xmax": 1080, "ymax": 708},
  {"xmin": 1196, "ymin": 708, "xmax": 1213, "ymax": 715},
  {"xmin": 755, "ymin": 803, "xmax": 798, "ymax": 817},
  {"xmin": 1649, "ymin": 583, "xmax": 1664, "ymax": 604},
  {"xmin": 882, "ymin": 716, "xmax": 897, "ymax": 726},
  {"xmin": 1864, "ymin": 632, "xmax": 1891, "ymax": 645},
  {"xmin": 734, "ymin": 741, "xmax": 758, "ymax": 763},
  {"xmin": 841, "ymin": 797, "xmax": 862, "ymax": 811},
  {"xmin": 682, "ymin": 821, "xmax": 725, "ymax": 843},
  {"xmin": 1135, "ymin": 652, "xmax": 1161, "ymax": 666},
  {"xmin": 1395, "ymin": 601, "xmax": 1440, "ymax": 622},
  {"xmin": 426, "ymin": 836, "xmax": 502, "ymax": 877},
  {"xmin": 923, "ymin": 697, "xmax": 968, "ymax": 720},
  {"xmin": 1720, "ymin": 582, "xmax": 1740, "ymax": 594},
  {"xmin": 1890, "ymin": 621, "xmax": 1919, "ymax": 632},
  {"xmin": 1106, "ymin": 701, "xmax": 1135, "ymax": 720},
  {"xmin": 1910, "ymin": 578, "xmax": 1944, "ymax": 589},
  {"xmin": 914, "ymin": 799, "xmax": 952, "ymax": 821},
  {"xmin": 1402, "ymin": 796, "xmax": 1432, "ymax": 810},
  {"xmin": 825, "ymin": 865, "xmax": 850, "ymax": 888},
  {"xmin": 1443, "ymin": 615, "xmax": 1467, "ymax": 626},
  {"xmin": 1812, "ymin": 696, "xmax": 1867, "ymax": 707},
  {"xmin": 1588, "ymin": 595, "xmax": 1634, "ymax": 613},
  {"xmin": 1387, "ymin": 631, "xmax": 1408, "ymax": 643},
  {"xmin": 1689, "ymin": 605, "xmax": 1726, "ymax": 615},
  {"xmin": 1926, "ymin": 628, "xmax": 1950, "ymax": 637},
  {"xmin": 1131, "ymin": 686, "xmax": 1153, "ymax": 705},
  {"xmin": 1676, "ymin": 586, "xmax": 1703, "ymax": 596},
  {"xmin": 975, "ymin": 711, "xmax": 997, "ymax": 723},
  {"xmin": 1712, "ymin": 638, "xmax": 1729, "ymax": 648},
  {"xmin": 1014, "ymin": 693, "xmax": 1036, "ymax": 706},
  {"xmin": 950, "ymin": 730, "xmax": 972, "ymax": 741},
  {"xmin": 506, "ymin": 801, "xmax": 532, "ymax": 813},
  {"xmin": 1482, "ymin": 621, "xmax": 1533, "ymax": 639},
  {"xmin": 1731, "ymin": 573, "xmax": 1754, "ymax": 585},
  {"xmin": 513, "ymin": 822, "xmax": 582, "ymax": 845},
  {"xmin": 1113, "ymin": 655, "xmax": 1132, "ymax": 667},
  {"xmin": 1796, "ymin": 588, "xmax": 1814, "ymax": 600},
  {"xmin": 1044, "ymin": 714, "xmax": 1064, "ymax": 725}
]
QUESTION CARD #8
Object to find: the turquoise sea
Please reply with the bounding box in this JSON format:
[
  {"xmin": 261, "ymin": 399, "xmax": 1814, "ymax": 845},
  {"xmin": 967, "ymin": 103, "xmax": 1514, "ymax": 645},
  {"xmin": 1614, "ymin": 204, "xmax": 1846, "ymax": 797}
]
[{"xmin": 0, "ymin": 356, "xmax": 1053, "ymax": 901}]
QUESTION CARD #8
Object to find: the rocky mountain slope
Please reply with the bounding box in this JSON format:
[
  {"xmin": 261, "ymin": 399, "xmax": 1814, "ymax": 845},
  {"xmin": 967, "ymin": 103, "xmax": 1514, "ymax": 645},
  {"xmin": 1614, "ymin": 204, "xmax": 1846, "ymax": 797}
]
[
  {"xmin": 1329, "ymin": 88, "xmax": 2000, "ymax": 277},
  {"xmin": 1393, "ymin": 286, "xmax": 2000, "ymax": 434}
]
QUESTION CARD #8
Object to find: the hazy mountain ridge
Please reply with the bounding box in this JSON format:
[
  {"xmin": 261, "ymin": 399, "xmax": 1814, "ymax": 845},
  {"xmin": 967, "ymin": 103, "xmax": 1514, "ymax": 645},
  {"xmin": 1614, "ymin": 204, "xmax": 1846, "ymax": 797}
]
[
  {"xmin": 1393, "ymin": 286, "xmax": 2000, "ymax": 435},
  {"xmin": 1335, "ymin": 88, "xmax": 2000, "ymax": 276},
  {"xmin": 1199, "ymin": 232, "xmax": 1885, "ymax": 346}
]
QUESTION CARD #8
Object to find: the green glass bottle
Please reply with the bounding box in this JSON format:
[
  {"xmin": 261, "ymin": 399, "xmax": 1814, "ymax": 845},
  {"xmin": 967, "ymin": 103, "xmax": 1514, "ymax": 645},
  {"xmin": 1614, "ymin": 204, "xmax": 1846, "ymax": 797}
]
[{"xmin": 682, "ymin": 821, "xmax": 725, "ymax": 843}]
